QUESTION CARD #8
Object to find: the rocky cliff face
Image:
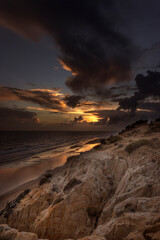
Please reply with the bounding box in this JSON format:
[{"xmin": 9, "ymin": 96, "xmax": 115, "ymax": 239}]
[{"xmin": 0, "ymin": 121, "xmax": 160, "ymax": 240}]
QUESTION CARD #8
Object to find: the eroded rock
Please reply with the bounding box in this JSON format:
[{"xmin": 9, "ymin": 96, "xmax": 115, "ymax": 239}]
[{"xmin": 0, "ymin": 122, "xmax": 160, "ymax": 240}]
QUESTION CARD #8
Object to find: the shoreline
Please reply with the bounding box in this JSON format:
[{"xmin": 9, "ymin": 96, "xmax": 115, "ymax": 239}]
[{"xmin": 0, "ymin": 139, "xmax": 100, "ymax": 211}]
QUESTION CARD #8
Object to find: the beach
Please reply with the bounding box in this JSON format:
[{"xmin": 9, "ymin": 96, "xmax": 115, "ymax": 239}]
[{"xmin": 0, "ymin": 131, "xmax": 111, "ymax": 210}]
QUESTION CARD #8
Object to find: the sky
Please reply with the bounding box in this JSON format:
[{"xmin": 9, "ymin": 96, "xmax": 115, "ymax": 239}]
[{"xmin": 0, "ymin": 0, "xmax": 160, "ymax": 131}]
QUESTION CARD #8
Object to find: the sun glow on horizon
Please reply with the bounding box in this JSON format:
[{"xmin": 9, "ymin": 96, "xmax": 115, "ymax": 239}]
[{"xmin": 83, "ymin": 114, "xmax": 100, "ymax": 123}]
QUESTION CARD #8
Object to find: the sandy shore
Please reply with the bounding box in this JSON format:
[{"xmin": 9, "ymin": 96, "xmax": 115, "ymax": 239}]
[{"xmin": 0, "ymin": 140, "xmax": 100, "ymax": 210}]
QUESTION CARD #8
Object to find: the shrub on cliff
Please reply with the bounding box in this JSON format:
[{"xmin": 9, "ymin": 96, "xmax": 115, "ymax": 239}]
[
  {"xmin": 0, "ymin": 189, "xmax": 30, "ymax": 218},
  {"xmin": 39, "ymin": 172, "xmax": 52, "ymax": 186},
  {"xmin": 125, "ymin": 139, "xmax": 150, "ymax": 154},
  {"xmin": 64, "ymin": 178, "xmax": 82, "ymax": 191},
  {"xmin": 120, "ymin": 120, "xmax": 148, "ymax": 134},
  {"xmin": 155, "ymin": 117, "xmax": 160, "ymax": 122},
  {"xmin": 108, "ymin": 135, "xmax": 122, "ymax": 144},
  {"xmin": 146, "ymin": 122, "xmax": 160, "ymax": 134},
  {"xmin": 53, "ymin": 198, "xmax": 64, "ymax": 207},
  {"xmin": 100, "ymin": 138, "xmax": 107, "ymax": 144}
]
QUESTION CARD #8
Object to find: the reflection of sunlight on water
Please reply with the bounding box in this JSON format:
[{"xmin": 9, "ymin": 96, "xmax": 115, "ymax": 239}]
[
  {"xmin": 0, "ymin": 142, "xmax": 99, "ymax": 198},
  {"xmin": 76, "ymin": 143, "xmax": 98, "ymax": 153}
]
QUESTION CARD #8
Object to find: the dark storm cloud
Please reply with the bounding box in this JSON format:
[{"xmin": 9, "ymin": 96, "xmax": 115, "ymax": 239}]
[
  {"xmin": 118, "ymin": 71, "xmax": 160, "ymax": 112},
  {"xmin": 108, "ymin": 85, "xmax": 137, "ymax": 102},
  {"xmin": 111, "ymin": 93, "xmax": 126, "ymax": 99},
  {"xmin": 0, "ymin": 0, "xmax": 138, "ymax": 96},
  {"xmin": 0, "ymin": 107, "xmax": 39, "ymax": 130},
  {"xmin": 0, "ymin": 86, "xmax": 64, "ymax": 110},
  {"xmin": 63, "ymin": 95, "xmax": 84, "ymax": 108},
  {"xmin": 110, "ymin": 85, "xmax": 137, "ymax": 91},
  {"xmin": 118, "ymin": 93, "xmax": 141, "ymax": 113},
  {"xmin": 135, "ymin": 71, "xmax": 160, "ymax": 97},
  {"xmin": 73, "ymin": 116, "xmax": 83, "ymax": 123}
]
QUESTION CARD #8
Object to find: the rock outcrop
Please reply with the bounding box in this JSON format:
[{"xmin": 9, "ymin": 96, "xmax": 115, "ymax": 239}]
[
  {"xmin": 0, "ymin": 224, "xmax": 47, "ymax": 240},
  {"xmin": 0, "ymin": 120, "xmax": 160, "ymax": 240}
]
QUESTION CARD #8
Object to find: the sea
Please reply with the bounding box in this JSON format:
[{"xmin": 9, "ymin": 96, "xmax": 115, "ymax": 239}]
[{"xmin": 0, "ymin": 131, "xmax": 114, "ymax": 208}]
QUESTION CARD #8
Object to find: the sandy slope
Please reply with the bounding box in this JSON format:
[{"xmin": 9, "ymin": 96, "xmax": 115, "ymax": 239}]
[{"xmin": 0, "ymin": 121, "xmax": 160, "ymax": 240}]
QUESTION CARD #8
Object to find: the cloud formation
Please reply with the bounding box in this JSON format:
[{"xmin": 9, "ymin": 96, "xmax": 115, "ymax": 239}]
[
  {"xmin": 63, "ymin": 95, "xmax": 84, "ymax": 108},
  {"xmin": 118, "ymin": 71, "xmax": 160, "ymax": 112},
  {"xmin": 0, "ymin": 87, "xmax": 65, "ymax": 110},
  {"xmin": 0, "ymin": 0, "xmax": 138, "ymax": 96},
  {"xmin": 73, "ymin": 115, "xmax": 83, "ymax": 123}
]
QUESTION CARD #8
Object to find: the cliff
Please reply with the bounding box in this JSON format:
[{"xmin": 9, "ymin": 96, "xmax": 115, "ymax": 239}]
[{"xmin": 0, "ymin": 120, "xmax": 160, "ymax": 240}]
